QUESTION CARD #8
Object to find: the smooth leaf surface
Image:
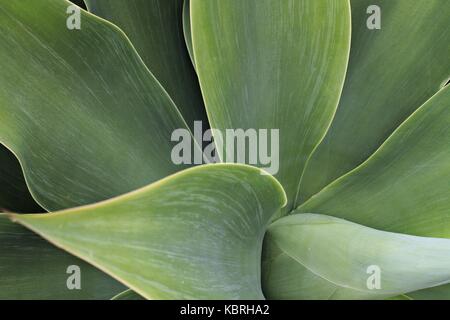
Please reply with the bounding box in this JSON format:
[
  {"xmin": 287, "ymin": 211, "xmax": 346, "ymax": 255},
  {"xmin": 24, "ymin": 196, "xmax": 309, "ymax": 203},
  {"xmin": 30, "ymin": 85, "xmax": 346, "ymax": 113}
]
[
  {"xmin": 0, "ymin": 214, "xmax": 125, "ymax": 299},
  {"xmin": 111, "ymin": 289, "xmax": 144, "ymax": 300},
  {"xmin": 298, "ymin": 0, "xmax": 450, "ymax": 204},
  {"xmin": 263, "ymin": 214, "xmax": 450, "ymax": 300},
  {"xmin": 298, "ymin": 87, "xmax": 450, "ymax": 238},
  {"xmin": 406, "ymin": 285, "xmax": 450, "ymax": 300},
  {"xmin": 0, "ymin": 0, "xmax": 193, "ymax": 211},
  {"xmin": 12, "ymin": 164, "xmax": 287, "ymax": 299},
  {"xmin": 191, "ymin": 0, "xmax": 351, "ymax": 214},
  {"xmin": 85, "ymin": 0, "xmax": 207, "ymax": 128},
  {"xmin": 182, "ymin": 0, "xmax": 195, "ymax": 68},
  {"xmin": 0, "ymin": 144, "xmax": 42, "ymax": 213}
]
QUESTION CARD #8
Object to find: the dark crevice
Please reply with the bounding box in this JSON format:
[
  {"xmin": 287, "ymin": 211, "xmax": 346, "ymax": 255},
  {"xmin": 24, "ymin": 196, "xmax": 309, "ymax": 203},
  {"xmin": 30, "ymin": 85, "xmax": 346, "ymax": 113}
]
[{"xmin": 70, "ymin": 0, "xmax": 87, "ymax": 10}]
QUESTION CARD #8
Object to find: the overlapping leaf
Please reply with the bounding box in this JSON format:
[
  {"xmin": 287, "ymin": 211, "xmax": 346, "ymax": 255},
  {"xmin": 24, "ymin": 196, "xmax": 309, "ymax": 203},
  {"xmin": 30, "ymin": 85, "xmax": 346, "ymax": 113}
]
[
  {"xmin": 298, "ymin": 0, "xmax": 450, "ymax": 204},
  {"xmin": 298, "ymin": 86, "xmax": 450, "ymax": 299},
  {"xmin": 111, "ymin": 289, "xmax": 143, "ymax": 300},
  {"xmin": 182, "ymin": 0, "xmax": 195, "ymax": 67},
  {"xmin": 0, "ymin": 215, "xmax": 125, "ymax": 299},
  {"xmin": 84, "ymin": 0, "xmax": 207, "ymax": 128},
  {"xmin": 191, "ymin": 0, "xmax": 351, "ymax": 214},
  {"xmin": 263, "ymin": 214, "xmax": 450, "ymax": 299},
  {"xmin": 11, "ymin": 164, "xmax": 287, "ymax": 299},
  {"xmin": 0, "ymin": 0, "xmax": 194, "ymax": 211},
  {"xmin": 298, "ymin": 87, "xmax": 450, "ymax": 238},
  {"xmin": 1, "ymin": 0, "xmax": 448, "ymax": 301},
  {"xmin": 0, "ymin": 144, "xmax": 42, "ymax": 213},
  {"xmin": 406, "ymin": 285, "xmax": 450, "ymax": 300}
]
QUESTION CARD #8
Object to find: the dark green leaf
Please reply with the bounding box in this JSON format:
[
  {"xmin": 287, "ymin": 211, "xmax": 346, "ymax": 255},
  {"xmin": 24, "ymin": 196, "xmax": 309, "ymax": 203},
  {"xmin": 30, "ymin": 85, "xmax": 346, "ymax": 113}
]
[
  {"xmin": 0, "ymin": 144, "xmax": 42, "ymax": 213},
  {"xmin": 85, "ymin": 0, "xmax": 207, "ymax": 128},
  {"xmin": 0, "ymin": 215, "xmax": 125, "ymax": 299},
  {"xmin": 298, "ymin": 87, "xmax": 450, "ymax": 237},
  {"xmin": 298, "ymin": 0, "xmax": 450, "ymax": 204},
  {"xmin": 0, "ymin": 0, "xmax": 194, "ymax": 210}
]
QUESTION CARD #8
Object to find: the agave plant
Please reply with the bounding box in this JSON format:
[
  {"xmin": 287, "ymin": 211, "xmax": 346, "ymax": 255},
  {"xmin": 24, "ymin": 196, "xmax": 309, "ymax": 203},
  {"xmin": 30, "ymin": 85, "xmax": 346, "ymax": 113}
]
[{"xmin": 0, "ymin": 0, "xmax": 449, "ymax": 300}]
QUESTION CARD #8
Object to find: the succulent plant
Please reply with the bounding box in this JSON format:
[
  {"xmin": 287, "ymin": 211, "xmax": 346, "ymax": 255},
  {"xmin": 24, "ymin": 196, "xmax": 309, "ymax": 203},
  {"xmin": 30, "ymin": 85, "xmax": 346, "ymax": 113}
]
[{"xmin": 0, "ymin": 0, "xmax": 449, "ymax": 300}]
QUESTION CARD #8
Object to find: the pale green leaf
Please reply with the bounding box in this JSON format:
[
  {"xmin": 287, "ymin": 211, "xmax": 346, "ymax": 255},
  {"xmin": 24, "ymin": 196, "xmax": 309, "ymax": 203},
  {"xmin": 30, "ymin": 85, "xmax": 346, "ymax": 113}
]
[
  {"xmin": 263, "ymin": 214, "xmax": 450, "ymax": 299},
  {"xmin": 191, "ymin": 0, "xmax": 351, "ymax": 214},
  {"xmin": 11, "ymin": 164, "xmax": 287, "ymax": 299}
]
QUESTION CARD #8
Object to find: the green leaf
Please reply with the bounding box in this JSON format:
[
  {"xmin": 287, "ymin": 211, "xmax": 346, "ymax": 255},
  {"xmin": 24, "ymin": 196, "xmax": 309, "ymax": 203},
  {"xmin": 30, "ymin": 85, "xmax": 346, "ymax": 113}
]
[
  {"xmin": 111, "ymin": 289, "xmax": 144, "ymax": 300},
  {"xmin": 263, "ymin": 213, "xmax": 450, "ymax": 300},
  {"xmin": 298, "ymin": 87, "xmax": 450, "ymax": 238},
  {"xmin": 191, "ymin": 0, "xmax": 351, "ymax": 214},
  {"xmin": 0, "ymin": 214, "xmax": 125, "ymax": 299},
  {"xmin": 298, "ymin": 0, "xmax": 450, "ymax": 204},
  {"xmin": 11, "ymin": 164, "xmax": 287, "ymax": 299},
  {"xmin": 0, "ymin": 0, "xmax": 194, "ymax": 211},
  {"xmin": 388, "ymin": 294, "xmax": 413, "ymax": 300},
  {"xmin": 0, "ymin": 144, "xmax": 42, "ymax": 213},
  {"xmin": 182, "ymin": 0, "xmax": 195, "ymax": 68},
  {"xmin": 407, "ymin": 284, "xmax": 450, "ymax": 300},
  {"xmin": 84, "ymin": 0, "xmax": 207, "ymax": 128}
]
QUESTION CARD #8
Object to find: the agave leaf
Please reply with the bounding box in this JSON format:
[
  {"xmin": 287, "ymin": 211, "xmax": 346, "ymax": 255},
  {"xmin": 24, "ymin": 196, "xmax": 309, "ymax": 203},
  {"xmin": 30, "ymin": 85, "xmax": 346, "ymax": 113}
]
[
  {"xmin": 11, "ymin": 164, "xmax": 287, "ymax": 299},
  {"xmin": 406, "ymin": 285, "xmax": 450, "ymax": 300},
  {"xmin": 298, "ymin": 87, "xmax": 450, "ymax": 237},
  {"xmin": 298, "ymin": 0, "xmax": 450, "ymax": 204},
  {"xmin": 111, "ymin": 289, "xmax": 144, "ymax": 300},
  {"xmin": 182, "ymin": 0, "xmax": 195, "ymax": 68},
  {"xmin": 387, "ymin": 294, "xmax": 414, "ymax": 300},
  {"xmin": 0, "ymin": 214, "xmax": 125, "ymax": 299},
  {"xmin": 387, "ymin": 295, "xmax": 413, "ymax": 300},
  {"xmin": 0, "ymin": 144, "xmax": 42, "ymax": 213},
  {"xmin": 0, "ymin": 0, "xmax": 196, "ymax": 211},
  {"xmin": 84, "ymin": 0, "xmax": 206, "ymax": 128},
  {"xmin": 191, "ymin": 0, "xmax": 351, "ymax": 214},
  {"xmin": 263, "ymin": 214, "xmax": 450, "ymax": 300}
]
